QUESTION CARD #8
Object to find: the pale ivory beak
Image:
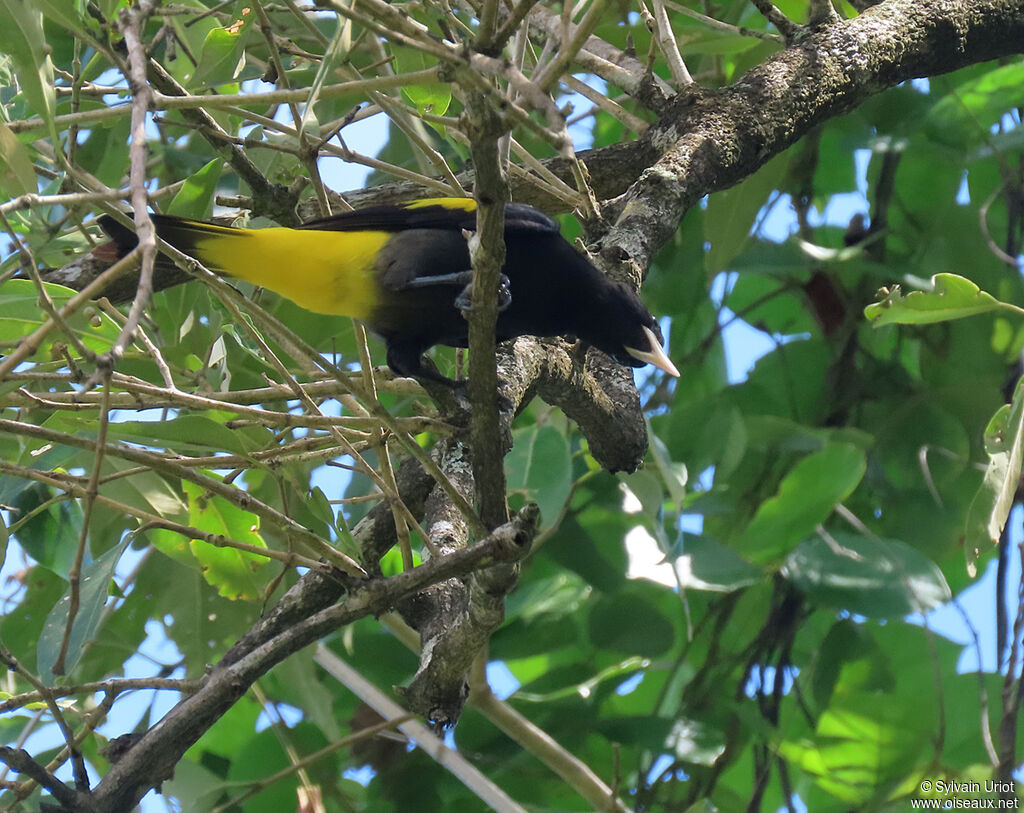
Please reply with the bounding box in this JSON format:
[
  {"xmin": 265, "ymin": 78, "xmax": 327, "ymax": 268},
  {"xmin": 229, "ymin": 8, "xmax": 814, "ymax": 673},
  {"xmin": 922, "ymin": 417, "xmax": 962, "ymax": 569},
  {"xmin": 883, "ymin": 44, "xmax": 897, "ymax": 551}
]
[{"xmin": 626, "ymin": 325, "xmax": 680, "ymax": 377}]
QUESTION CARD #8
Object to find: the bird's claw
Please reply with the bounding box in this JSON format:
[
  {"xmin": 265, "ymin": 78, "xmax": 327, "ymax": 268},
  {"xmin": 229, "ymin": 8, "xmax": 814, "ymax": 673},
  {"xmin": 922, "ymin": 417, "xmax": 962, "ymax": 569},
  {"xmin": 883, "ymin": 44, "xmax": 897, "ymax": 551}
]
[
  {"xmin": 456, "ymin": 274, "xmax": 512, "ymax": 314},
  {"xmin": 497, "ymin": 274, "xmax": 512, "ymax": 311}
]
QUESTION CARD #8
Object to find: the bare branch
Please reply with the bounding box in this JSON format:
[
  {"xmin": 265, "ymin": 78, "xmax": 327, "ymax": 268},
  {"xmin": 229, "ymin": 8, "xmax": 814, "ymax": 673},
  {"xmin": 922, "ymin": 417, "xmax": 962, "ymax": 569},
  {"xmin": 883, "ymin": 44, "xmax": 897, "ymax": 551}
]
[
  {"xmin": 645, "ymin": 0, "xmax": 693, "ymax": 87},
  {"xmin": 749, "ymin": 0, "xmax": 800, "ymax": 39}
]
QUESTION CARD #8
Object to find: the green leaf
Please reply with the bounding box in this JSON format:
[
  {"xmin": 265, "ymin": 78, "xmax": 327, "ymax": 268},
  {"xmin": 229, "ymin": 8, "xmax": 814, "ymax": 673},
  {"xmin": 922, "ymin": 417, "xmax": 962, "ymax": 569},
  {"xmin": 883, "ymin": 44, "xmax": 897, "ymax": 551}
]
[
  {"xmin": 597, "ymin": 715, "xmax": 676, "ymax": 750},
  {"xmin": 393, "ymin": 47, "xmax": 451, "ymax": 117},
  {"xmin": 927, "ymin": 63, "xmax": 1024, "ymax": 148},
  {"xmin": 783, "ymin": 532, "xmax": 951, "ymax": 617},
  {"xmin": 267, "ymin": 650, "xmax": 341, "ymax": 741},
  {"xmin": 103, "ymin": 414, "xmax": 263, "ymax": 457},
  {"xmin": 729, "ymin": 239, "xmax": 814, "ymax": 280},
  {"xmin": 741, "ymin": 338, "xmax": 833, "ymax": 425},
  {"xmin": 507, "ymin": 423, "xmax": 572, "ymax": 529},
  {"xmin": 98, "ymin": 459, "xmax": 188, "ymax": 521},
  {"xmin": 678, "ymin": 31, "xmax": 762, "ymax": 56},
  {"xmin": 674, "ymin": 535, "xmax": 763, "ymax": 592},
  {"xmin": 0, "ymin": 120, "xmax": 35, "ymax": 196},
  {"xmin": 516, "ymin": 657, "xmax": 647, "ymax": 702},
  {"xmin": 37, "ymin": 537, "xmax": 130, "ymax": 682},
  {"xmin": 733, "ymin": 444, "xmax": 866, "ymax": 563},
  {"xmin": 648, "ymin": 431, "xmax": 688, "ymax": 510},
  {"xmin": 779, "ymin": 693, "xmax": 933, "ymax": 804},
  {"xmin": 227, "ymin": 724, "xmax": 329, "ymax": 810},
  {"xmin": 665, "ymin": 718, "xmax": 727, "ymax": 765},
  {"xmin": 0, "ymin": 567, "xmax": 66, "ymax": 666},
  {"xmin": 166, "ymin": 158, "xmax": 223, "ymax": 218},
  {"xmin": 619, "ymin": 469, "xmax": 665, "ymax": 518},
  {"xmin": 300, "ymin": 16, "xmax": 352, "ymax": 140},
  {"xmin": 181, "ymin": 481, "xmax": 269, "ymax": 601},
  {"xmin": 160, "ymin": 760, "xmax": 232, "ymax": 813},
  {"xmin": 505, "ymin": 572, "xmax": 590, "ymax": 623},
  {"xmin": 11, "ymin": 482, "xmax": 83, "ymax": 574},
  {"xmin": 0, "ymin": 0, "xmax": 56, "ymax": 133},
  {"xmin": 191, "ymin": 20, "xmax": 251, "ymax": 88},
  {"xmin": 964, "ymin": 376, "xmax": 1024, "ymax": 575},
  {"xmin": 36, "ymin": 0, "xmax": 93, "ymax": 42},
  {"xmin": 587, "ymin": 587, "xmax": 676, "ymax": 656},
  {"xmin": 864, "ymin": 273, "xmax": 1009, "ymax": 327},
  {"xmin": 0, "ymin": 279, "xmax": 122, "ymax": 358},
  {"xmin": 306, "ymin": 485, "xmax": 338, "ymax": 534},
  {"xmin": 96, "ymin": 0, "xmax": 126, "ymax": 21},
  {"xmin": 811, "ymin": 620, "xmax": 892, "ymax": 710},
  {"xmin": 704, "ymin": 151, "xmax": 788, "ymax": 275}
]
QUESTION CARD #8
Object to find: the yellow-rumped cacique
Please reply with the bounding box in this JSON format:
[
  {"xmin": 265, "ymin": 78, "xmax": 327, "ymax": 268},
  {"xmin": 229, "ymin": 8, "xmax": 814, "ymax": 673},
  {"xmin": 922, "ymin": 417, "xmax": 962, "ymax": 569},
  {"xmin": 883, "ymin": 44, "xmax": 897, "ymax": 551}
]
[{"xmin": 98, "ymin": 197, "xmax": 679, "ymax": 382}]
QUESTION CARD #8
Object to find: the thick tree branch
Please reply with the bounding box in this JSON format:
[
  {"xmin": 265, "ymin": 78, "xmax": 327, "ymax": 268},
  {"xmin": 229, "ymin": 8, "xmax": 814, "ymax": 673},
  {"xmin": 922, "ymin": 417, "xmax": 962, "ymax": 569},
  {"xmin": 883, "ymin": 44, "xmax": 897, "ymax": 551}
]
[
  {"xmin": 398, "ymin": 467, "xmax": 534, "ymax": 725},
  {"xmin": 80, "ymin": 508, "xmax": 536, "ymax": 813},
  {"xmin": 500, "ymin": 339, "xmax": 649, "ymax": 473},
  {"xmin": 397, "ymin": 446, "xmax": 478, "ymax": 724},
  {"xmin": 0, "ymin": 748, "xmax": 80, "ymax": 810},
  {"xmin": 605, "ymin": 0, "xmax": 1024, "ymax": 280}
]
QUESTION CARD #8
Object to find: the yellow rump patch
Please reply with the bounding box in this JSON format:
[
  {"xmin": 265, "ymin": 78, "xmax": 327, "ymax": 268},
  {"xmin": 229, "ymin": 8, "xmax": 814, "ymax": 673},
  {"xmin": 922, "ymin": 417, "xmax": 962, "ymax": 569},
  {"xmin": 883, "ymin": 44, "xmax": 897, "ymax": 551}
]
[
  {"xmin": 193, "ymin": 228, "xmax": 388, "ymax": 320},
  {"xmin": 403, "ymin": 197, "xmax": 477, "ymax": 212}
]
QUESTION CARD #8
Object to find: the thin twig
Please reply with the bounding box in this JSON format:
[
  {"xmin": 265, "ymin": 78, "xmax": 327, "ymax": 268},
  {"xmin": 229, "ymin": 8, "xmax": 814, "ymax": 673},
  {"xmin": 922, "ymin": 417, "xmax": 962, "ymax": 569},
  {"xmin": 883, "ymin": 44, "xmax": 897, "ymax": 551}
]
[
  {"xmin": 0, "ymin": 647, "xmax": 90, "ymax": 793},
  {"xmin": 0, "ymin": 188, "xmax": 134, "ymax": 217},
  {"xmin": 0, "ymin": 250, "xmax": 143, "ymax": 382},
  {"xmin": 493, "ymin": 0, "xmax": 543, "ymax": 48},
  {"xmin": 209, "ymin": 711, "xmax": 415, "ymax": 813},
  {"xmin": 0, "ymin": 746, "xmax": 78, "ymax": 807},
  {"xmin": 106, "ymin": 0, "xmax": 159, "ymax": 384},
  {"xmin": 749, "ymin": 0, "xmax": 800, "ymax": 38},
  {"xmin": 532, "ymin": 0, "xmax": 612, "ymax": 90},
  {"xmin": 53, "ymin": 377, "xmax": 112, "ymax": 677},
  {"xmin": 649, "ymin": 0, "xmax": 693, "ymax": 86},
  {"xmin": 980, "ymin": 181, "xmax": 1023, "ymax": 268},
  {"xmin": 7, "ymin": 70, "xmax": 445, "ymax": 136},
  {"xmin": 315, "ymin": 645, "xmax": 529, "ymax": 813},
  {"xmin": 470, "ymin": 679, "xmax": 631, "ymax": 813},
  {"xmin": 662, "ymin": 0, "xmax": 782, "ymax": 40},
  {"xmin": 0, "ymin": 678, "xmax": 202, "ymax": 716},
  {"xmin": 98, "ymin": 300, "xmax": 175, "ymax": 388},
  {"xmin": 0, "ymin": 423, "xmax": 361, "ymax": 574},
  {"xmin": 0, "ymin": 211, "xmax": 97, "ymax": 364},
  {"xmin": 561, "ymin": 74, "xmax": 649, "ymax": 134}
]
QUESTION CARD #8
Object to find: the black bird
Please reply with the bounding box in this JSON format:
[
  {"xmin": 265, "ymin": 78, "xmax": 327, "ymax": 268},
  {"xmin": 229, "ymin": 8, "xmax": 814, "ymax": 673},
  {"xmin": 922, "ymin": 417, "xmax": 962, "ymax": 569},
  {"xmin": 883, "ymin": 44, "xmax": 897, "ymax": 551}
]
[{"xmin": 98, "ymin": 197, "xmax": 679, "ymax": 381}]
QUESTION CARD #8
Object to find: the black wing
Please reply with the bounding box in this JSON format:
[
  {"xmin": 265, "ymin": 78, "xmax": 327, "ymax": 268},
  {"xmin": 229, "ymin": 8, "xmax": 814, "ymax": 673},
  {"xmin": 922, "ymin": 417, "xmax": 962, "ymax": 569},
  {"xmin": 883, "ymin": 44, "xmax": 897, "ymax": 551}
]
[{"xmin": 297, "ymin": 198, "xmax": 559, "ymax": 235}]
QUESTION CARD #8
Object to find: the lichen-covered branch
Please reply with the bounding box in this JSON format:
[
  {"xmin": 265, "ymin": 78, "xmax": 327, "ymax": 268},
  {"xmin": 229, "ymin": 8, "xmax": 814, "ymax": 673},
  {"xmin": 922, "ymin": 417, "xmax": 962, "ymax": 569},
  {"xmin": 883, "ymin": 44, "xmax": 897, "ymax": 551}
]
[{"xmin": 604, "ymin": 0, "xmax": 1024, "ymax": 283}]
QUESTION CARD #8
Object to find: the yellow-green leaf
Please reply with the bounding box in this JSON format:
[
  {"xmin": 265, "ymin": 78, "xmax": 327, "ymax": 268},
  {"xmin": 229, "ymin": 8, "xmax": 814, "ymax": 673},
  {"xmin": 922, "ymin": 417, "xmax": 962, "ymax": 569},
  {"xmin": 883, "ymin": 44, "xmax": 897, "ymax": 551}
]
[
  {"xmin": 0, "ymin": 120, "xmax": 35, "ymax": 196},
  {"xmin": 0, "ymin": 0, "xmax": 56, "ymax": 133},
  {"xmin": 182, "ymin": 481, "xmax": 269, "ymax": 601},
  {"xmin": 166, "ymin": 158, "xmax": 223, "ymax": 218},
  {"xmin": 864, "ymin": 273, "xmax": 1008, "ymax": 327},
  {"xmin": 964, "ymin": 376, "xmax": 1024, "ymax": 575}
]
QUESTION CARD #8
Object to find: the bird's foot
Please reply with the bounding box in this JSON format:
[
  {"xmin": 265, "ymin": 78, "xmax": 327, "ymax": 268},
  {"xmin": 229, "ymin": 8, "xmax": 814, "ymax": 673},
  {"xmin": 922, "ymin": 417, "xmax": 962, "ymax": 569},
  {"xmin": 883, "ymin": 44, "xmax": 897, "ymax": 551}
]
[{"xmin": 455, "ymin": 274, "xmax": 512, "ymax": 314}]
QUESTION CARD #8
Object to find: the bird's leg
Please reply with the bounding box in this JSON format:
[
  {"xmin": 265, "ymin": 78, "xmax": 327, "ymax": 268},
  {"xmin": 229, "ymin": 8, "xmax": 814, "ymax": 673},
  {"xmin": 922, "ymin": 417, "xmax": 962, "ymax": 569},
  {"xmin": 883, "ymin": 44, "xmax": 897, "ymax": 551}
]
[
  {"xmin": 384, "ymin": 341, "xmax": 514, "ymax": 417},
  {"xmin": 399, "ymin": 270, "xmax": 475, "ymax": 291},
  {"xmin": 398, "ymin": 271, "xmax": 512, "ymax": 313},
  {"xmin": 386, "ymin": 342, "xmax": 451, "ymax": 385},
  {"xmin": 386, "ymin": 342, "xmax": 474, "ymax": 418}
]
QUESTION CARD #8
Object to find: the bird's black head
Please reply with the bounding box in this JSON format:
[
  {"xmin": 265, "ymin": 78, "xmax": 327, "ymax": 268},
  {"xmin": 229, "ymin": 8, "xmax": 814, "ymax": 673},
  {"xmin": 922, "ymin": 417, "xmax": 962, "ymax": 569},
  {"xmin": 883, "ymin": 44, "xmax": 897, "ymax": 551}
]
[{"xmin": 583, "ymin": 281, "xmax": 679, "ymax": 377}]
